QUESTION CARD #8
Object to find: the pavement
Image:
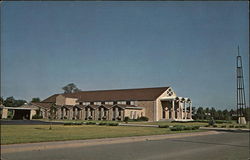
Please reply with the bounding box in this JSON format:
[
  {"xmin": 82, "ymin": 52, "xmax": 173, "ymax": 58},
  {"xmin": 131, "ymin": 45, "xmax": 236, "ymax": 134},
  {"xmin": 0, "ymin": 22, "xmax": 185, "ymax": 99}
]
[{"xmin": 1, "ymin": 131, "xmax": 249, "ymax": 160}]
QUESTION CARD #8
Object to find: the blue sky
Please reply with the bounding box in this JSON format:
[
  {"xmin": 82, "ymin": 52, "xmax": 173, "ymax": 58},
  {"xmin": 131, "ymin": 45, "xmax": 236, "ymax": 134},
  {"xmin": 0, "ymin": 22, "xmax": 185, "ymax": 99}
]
[{"xmin": 1, "ymin": 1, "xmax": 249, "ymax": 110}]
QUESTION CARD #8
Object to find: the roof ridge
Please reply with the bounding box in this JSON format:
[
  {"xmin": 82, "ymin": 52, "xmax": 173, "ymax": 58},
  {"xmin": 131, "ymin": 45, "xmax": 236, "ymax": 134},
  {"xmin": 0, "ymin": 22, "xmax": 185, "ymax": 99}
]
[{"xmin": 64, "ymin": 86, "xmax": 169, "ymax": 94}]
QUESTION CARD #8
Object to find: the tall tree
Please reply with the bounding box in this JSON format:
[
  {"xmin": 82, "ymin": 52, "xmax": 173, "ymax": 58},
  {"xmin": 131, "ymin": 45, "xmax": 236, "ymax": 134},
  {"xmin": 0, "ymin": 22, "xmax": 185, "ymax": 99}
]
[
  {"xmin": 196, "ymin": 107, "xmax": 205, "ymax": 120},
  {"xmin": 3, "ymin": 97, "xmax": 27, "ymax": 107},
  {"xmin": 3, "ymin": 97, "xmax": 15, "ymax": 107},
  {"xmin": 31, "ymin": 97, "xmax": 41, "ymax": 103},
  {"xmin": 62, "ymin": 83, "xmax": 81, "ymax": 94},
  {"xmin": 0, "ymin": 97, "xmax": 4, "ymax": 105},
  {"xmin": 222, "ymin": 109, "xmax": 231, "ymax": 120}
]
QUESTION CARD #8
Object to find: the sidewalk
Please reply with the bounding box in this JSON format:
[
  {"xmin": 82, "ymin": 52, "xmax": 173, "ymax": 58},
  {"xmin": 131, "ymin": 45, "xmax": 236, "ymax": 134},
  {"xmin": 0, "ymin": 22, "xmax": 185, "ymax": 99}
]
[{"xmin": 1, "ymin": 131, "xmax": 220, "ymax": 154}]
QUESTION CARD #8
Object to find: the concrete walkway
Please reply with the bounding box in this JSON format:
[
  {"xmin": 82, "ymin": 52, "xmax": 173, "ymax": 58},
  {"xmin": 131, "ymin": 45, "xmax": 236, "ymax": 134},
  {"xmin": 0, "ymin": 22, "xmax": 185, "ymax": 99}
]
[{"xmin": 1, "ymin": 131, "xmax": 220, "ymax": 154}]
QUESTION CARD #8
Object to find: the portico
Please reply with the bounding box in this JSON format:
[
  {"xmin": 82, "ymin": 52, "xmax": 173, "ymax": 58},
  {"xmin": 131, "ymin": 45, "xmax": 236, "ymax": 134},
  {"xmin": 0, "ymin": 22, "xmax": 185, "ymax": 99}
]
[{"xmin": 160, "ymin": 97, "xmax": 192, "ymax": 121}]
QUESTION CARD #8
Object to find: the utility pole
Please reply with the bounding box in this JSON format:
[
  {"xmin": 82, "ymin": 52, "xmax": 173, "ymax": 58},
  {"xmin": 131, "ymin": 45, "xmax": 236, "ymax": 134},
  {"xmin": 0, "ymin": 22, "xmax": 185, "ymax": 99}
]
[{"xmin": 236, "ymin": 46, "xmax": 247, "ymax": 124}]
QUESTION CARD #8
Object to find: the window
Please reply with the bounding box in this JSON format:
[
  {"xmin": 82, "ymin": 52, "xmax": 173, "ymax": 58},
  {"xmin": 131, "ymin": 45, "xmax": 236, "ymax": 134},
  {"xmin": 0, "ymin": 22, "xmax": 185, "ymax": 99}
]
[
  {"xmin": 79, "ymin": 102, "xmax": 83, "ymax": 105},
  {"xmin": 82, "ymin": 102, "xmax": 90, "ymax": 105},
  {"xmin": 90, "ymin": 102, "xmax": 94, "ymax": 105},
  {"xmin": 94, "ymin": 102, "xmax": 101, "ymax": 105},
  {"xmin": 130, "ymin": 101, "xmax": 136, "ymax": 105},
  {"xmin": 117, "ymin": 101, "xmax": 126, "ymax": 105},
  {"xmin": 126, "ymin": 101, "xmax": 131, "ymax": 105},
  {"xmin": 105, "ymin": 101, "xmax": 113, "ymax": 105}
]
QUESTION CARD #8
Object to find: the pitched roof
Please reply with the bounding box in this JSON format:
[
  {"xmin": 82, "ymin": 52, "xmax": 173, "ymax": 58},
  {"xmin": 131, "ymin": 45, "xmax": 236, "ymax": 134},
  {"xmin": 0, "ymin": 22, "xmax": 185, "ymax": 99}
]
[
  {"xmin": 32, "ymin": 102, "xmax": 53, "ymax": 109},
  {"xmin": 64, "ymin": 87, "xmax": 169, "ymax": 102},
  {"xmin": 41, "ymin": 94, "xmax": 59, "ymax": 103}
]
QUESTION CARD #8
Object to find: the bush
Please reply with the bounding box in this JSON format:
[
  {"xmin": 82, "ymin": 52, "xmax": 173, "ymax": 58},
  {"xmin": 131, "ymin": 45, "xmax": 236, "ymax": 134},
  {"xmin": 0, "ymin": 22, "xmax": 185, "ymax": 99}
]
[
  {"xmin": 229, "ymin": 125, "xmax": 234, "ymax": 128},
  {"xmin": 107, "ymin": 122, "xmax": 119, "ymax": 126},
  {"xmin": 99, "ymin": 122, "xmax": 107, "ymax": 125},
  {"xmin": 215, "ymin": 120, "xmax": 233, "ymax": 124},
  {"xmin": 85, "ymin": 121, "xmax": 96, "ymax": 125},
  {"xmin": 138, "ymin": 116, "xmax": 149, "ymax": 121},
  {"xmin": 212, "ymin": 125, "xmax": 217, "ymax": 128},
  {"xmin": 124, "ymin": 117, "xmax": 130, "ymax": 123},
  {"xmin": 32, "ymin": 114, "xmax": 43, "ymax": 119},
  {"xmin": 192, "ymin": 126, "xmax": 200, "ymax": 130},
  {"xmin": 208, "ymin": 117, "xmax": 215, "ymax": 126},
  {"xmin": 170, "ymin": 125, "xmax": 185, "ymax": 131},
  {"xmin": 235, "ymin": 125, "xmax": 247, "ymax": 128},
  {"xmin": 184, "ymin": 126, "xmax": 192, "ymax": 130},
  {"xmin": 75, "ymin": 122, "xmax": 83, "ymax": 125},
  {"xmin": 158, "ymin": 125, "xmax": 169, "ymax": 128},
  {"xmin": 64, "ymin": 123, "xmax": 73, "ymax": 125},
  {"xmin": 221, "ymin": 125, "xmax": 226, "ymax": 128},
  {"xmin": 204, "ymin": 125, "xmax": 210, "ymax": 127}
]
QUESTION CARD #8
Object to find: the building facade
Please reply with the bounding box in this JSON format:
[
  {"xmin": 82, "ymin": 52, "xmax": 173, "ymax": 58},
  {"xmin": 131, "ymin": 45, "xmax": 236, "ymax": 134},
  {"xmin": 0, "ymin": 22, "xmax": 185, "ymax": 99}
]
[{"xmin": 1, "ymin": 87, "xmax": 193, "ymax": 121}]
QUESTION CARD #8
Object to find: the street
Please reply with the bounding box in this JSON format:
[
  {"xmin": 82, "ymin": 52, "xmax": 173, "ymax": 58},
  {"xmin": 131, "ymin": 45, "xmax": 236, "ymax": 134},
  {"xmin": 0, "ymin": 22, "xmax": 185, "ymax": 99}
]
[{"xmin": 1, "ymin": 131, "xmax": 249, "ymax": 160}]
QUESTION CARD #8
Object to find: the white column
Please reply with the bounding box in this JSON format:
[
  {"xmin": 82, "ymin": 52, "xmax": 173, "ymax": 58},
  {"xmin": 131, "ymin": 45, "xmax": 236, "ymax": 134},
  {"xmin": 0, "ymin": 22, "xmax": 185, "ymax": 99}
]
[
  {"xmin": 184, "ymin": 101, "xmax": 187, "ymax": 119},
  {"xmin": 101, "ymin": 108, "xmax": 104, "ymax": 119},
  {"xmin": 178, "ymin": 101, "xmax": 181, "ymax": 119},
  {"xmin": 172, "ymin": 100, "xmax": 175, "ymax": 119},
  {"xmin": 189, "ymin": 101, "xmax": 192, "ymax": 119},
  {"xmin": 115, "ymin": 107, "xmax": 119, "ymax": 119},
  {"xmin": 87, "ymin": 108, "xmax": 90, "ymax": 119}
]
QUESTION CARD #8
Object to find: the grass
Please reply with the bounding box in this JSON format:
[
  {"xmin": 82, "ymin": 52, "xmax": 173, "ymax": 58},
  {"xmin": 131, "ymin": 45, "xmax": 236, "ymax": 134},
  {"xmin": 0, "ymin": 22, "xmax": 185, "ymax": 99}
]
[{"xmin": 1, "ymin": 125, "xmax": 201, "ymax": 145}]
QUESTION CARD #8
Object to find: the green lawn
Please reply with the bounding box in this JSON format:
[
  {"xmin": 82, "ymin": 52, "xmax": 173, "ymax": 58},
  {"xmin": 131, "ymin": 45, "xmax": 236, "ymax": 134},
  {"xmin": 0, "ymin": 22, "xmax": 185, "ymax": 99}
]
[{"xmin": 1, "ymin": 125, "xmax": 201, "ymax": 145}]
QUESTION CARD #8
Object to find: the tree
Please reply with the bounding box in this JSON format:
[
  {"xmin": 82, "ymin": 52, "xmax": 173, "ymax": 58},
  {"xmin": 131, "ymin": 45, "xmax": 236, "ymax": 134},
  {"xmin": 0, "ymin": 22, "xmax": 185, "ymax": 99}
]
[
  {"xmin": 15, "ymin": 100, "xmax": 27, "ymax": 107},
  {"xmin": 3, "ymin": 97, "xmax": 15, "ymax": 107},
  {"xmin": 196, "ymin": 107, "xmax": 205, "ymax": 120},
  {"xmin": 62, "ymin": 83, "xmax": 81, "ymax": 94},
  {"xmin": 3, "ymin": 97, "xmax": 27, "ymax": 107},
  {"xmin": 31, "ymin": 97, "xmax": 41, "ymax": 103},
  {"xmin": 205, "ymin": 107, "xmax": 210, "ymax": 119},
  {"xmin": 0, "ymin": 97, "xmax": 4, "ymax": 105},
  {"xmin": 222, "ymin": 109, "xmax": 231, "ymax": 120}
]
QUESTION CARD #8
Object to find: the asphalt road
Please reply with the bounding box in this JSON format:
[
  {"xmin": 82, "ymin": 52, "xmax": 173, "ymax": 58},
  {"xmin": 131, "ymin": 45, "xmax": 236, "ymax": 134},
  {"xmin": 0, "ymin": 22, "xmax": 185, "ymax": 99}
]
[{"xmin": 1, "ymin": 132, "xmax": 249, "ymax": 160}]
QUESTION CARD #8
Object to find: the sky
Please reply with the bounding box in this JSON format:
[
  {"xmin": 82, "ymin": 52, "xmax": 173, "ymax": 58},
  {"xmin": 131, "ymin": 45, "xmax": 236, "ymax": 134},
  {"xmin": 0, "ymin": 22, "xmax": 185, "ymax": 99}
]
[{"xmin": 1, "ymin": 1, "xmax": 249, "ymax": 110}]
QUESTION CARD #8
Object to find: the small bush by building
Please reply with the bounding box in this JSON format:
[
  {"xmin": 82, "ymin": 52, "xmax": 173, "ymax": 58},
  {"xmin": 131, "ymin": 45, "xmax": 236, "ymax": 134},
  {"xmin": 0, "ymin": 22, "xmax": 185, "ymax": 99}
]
[{"xmin": 158, "ymin": 125, "xmax": 169, "ymax": 128}]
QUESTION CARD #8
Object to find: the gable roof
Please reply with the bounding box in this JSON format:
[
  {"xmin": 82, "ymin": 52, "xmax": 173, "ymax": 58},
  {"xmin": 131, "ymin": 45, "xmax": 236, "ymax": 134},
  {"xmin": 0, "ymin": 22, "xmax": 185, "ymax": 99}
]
[
  {"xmin": 45, "ymin": 87, "xmax": 169, "ymax": 102},
  {"xmin": 41, "ymin": 94, "xmax": 59, "ymax": 103}
]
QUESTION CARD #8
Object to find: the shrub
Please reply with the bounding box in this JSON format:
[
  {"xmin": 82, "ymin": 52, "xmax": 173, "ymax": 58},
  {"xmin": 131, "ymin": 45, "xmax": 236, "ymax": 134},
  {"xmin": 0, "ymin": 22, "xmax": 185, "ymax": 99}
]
[
  {"xmin": 64, "ymin": 123, "xmax": 73, "ymax": 125},
  {"xmin": 192, "ymin": 126, "xmax": 200, "ymax": 130},
  {"xmin": 124, "ymin": 117, "xmax": 130, "ymax": 123},
  {"xmin": 213, "ymin": 125, "xmax": 217, "ymax": 128},
  {"xmin": 184, "ymin": 126, "xmax": 192, "ymax": 130},
  {"xmin": 239, "ymin": 125, "xmax": 247, "ymax": 128},
  {"xmin": 32, "ymin": 114, "xmax": 43, "ymax": 119},
  {"xmin": 107, "ymin": 122, "xmax": 119, "ymax": 126},
  {"xmin": 158, "ymin": 125, "xmax": 169, "ymax": 128},
  {"xmin": 170, "ymin": 125, "xmax": 185, "ymax": 131},
  {"xmin": 204, "ymin": 125, "xmax": 210, "ymax": 127},
  {"xmin": 85, "ymin": 121, "xmax": 96, "ymax": 125},
  {"xmin": 229, "ymin": 125, "xmax": 234, "ymax": 128},
  {"xmin": 99, "ymin": 122, "xmax": 107, "ymax": 125},
  {"xmin": 138, "ymin": 116, "xmax": 149, "ymax": 121},
  {"xmin": 221, "ymin": 125, "xmax": 226, "ymax": 128},
  {"xmin": 208, "ymin": 117, "xmax": 215, "ymax": 126},
  {"xmin": 75, "ymin": 122, "xmax": 83, "ymax": 125}
]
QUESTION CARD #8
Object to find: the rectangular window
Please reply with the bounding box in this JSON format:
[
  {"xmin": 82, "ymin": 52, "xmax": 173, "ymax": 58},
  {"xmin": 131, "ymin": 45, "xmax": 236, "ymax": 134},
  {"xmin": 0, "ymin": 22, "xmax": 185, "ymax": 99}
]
[
  {"xmin": 130, "ymin": 101, "xmax": 135, "ymax": 105},
  {"xmin": 94, "ymin": 102, "xmax": 101, "ymax": 105},
  {"xmin": 117, "ymin": 101, "xmax": 126, "ymax": 105},
  {"xmin": 105, "ymin": 101, "xmax": 113, "ymax": 105}
]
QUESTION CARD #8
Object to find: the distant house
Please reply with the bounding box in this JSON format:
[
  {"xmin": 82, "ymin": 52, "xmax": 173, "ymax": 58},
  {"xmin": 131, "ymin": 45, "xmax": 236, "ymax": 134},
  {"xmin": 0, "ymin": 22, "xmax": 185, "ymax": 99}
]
[{"xmin": 1, "ymin": 87, "xmax": 193, "ymax": 121}]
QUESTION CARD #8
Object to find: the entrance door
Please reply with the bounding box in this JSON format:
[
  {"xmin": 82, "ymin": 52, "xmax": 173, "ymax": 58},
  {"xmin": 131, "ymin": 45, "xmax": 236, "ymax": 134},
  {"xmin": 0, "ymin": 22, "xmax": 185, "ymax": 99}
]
[{"xmin": 162, "ymin": 107, "xmax": 166, "ymax": 119}]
